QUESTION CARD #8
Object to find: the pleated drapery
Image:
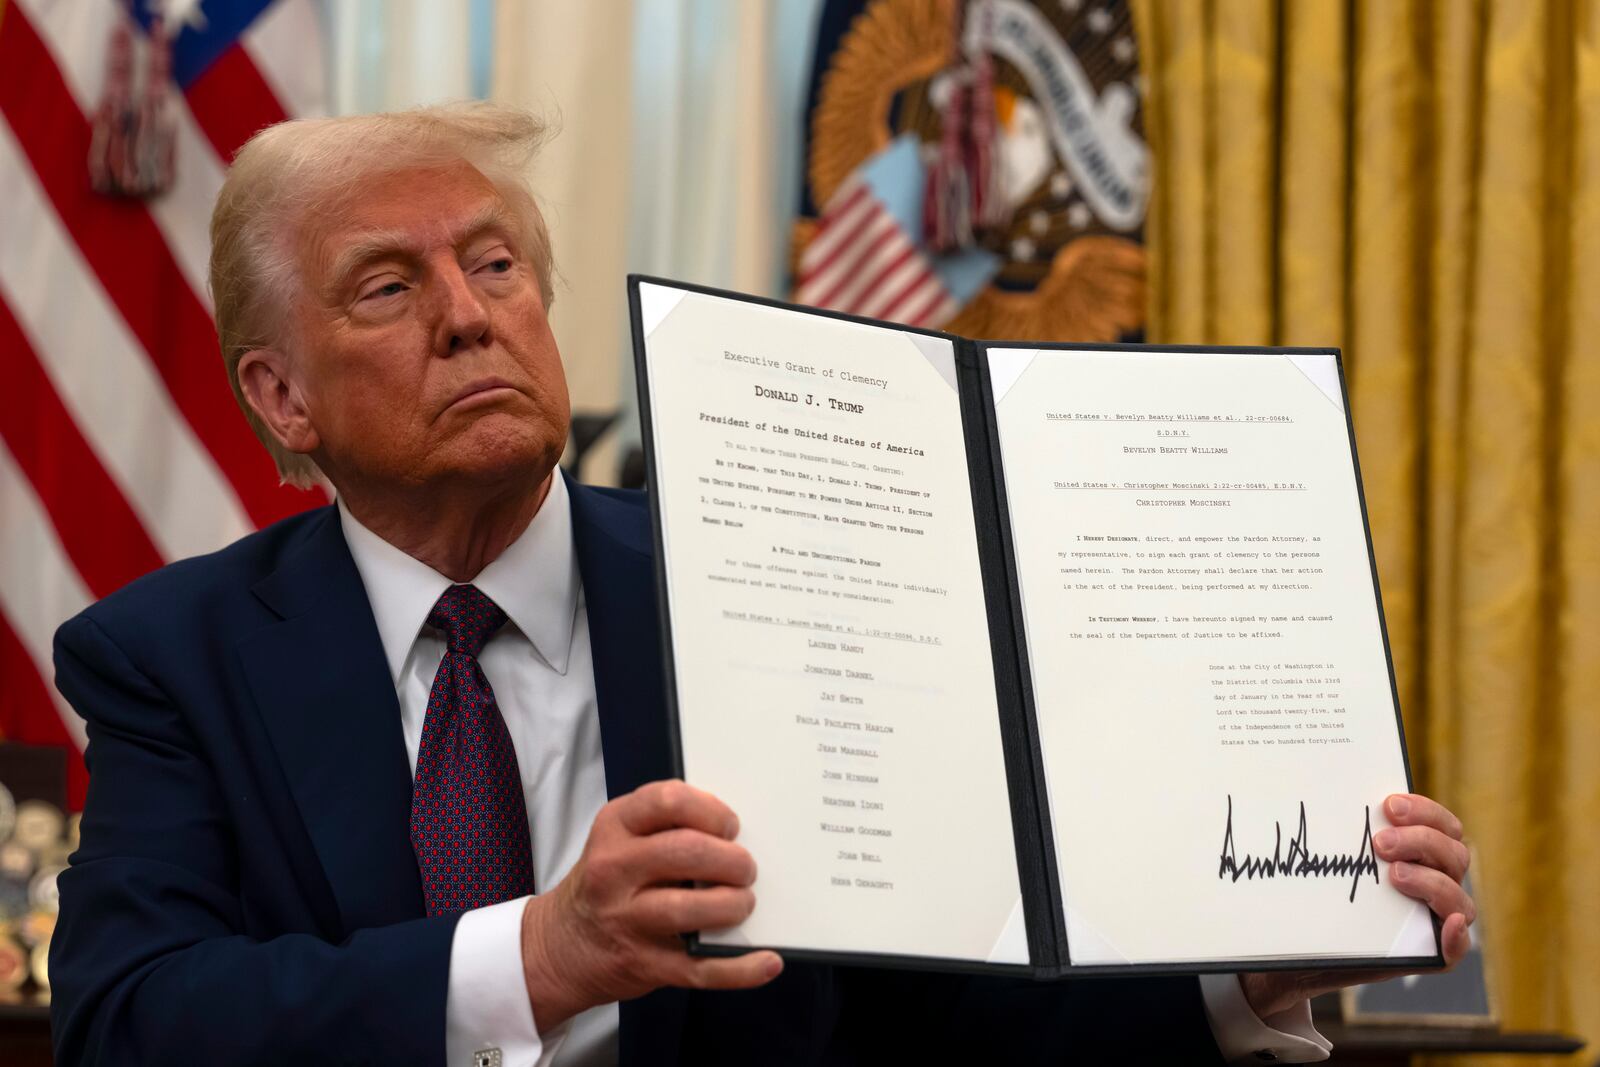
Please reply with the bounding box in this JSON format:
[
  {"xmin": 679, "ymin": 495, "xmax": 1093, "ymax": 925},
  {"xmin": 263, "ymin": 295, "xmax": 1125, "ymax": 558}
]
[
  {"xmin": 490, "ymin": 0, "xmax": 821, "ymax": 483},
  {"xmin": 1134, "ymin": 2, "xmax": 1600, "ymax": 1060}
]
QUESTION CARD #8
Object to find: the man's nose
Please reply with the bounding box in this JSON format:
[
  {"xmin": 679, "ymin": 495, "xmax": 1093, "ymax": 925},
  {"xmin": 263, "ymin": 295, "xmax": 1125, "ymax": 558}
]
[{"xmin": 432, "ymin": 263, "xmax": 491, "ymax": 355}]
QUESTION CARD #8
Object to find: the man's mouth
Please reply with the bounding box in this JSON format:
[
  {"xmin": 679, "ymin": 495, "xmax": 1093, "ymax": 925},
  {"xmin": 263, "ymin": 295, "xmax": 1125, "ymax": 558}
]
[{"xmin": 446, "ymin": 377, "xmax": 520, "ymax": 411}]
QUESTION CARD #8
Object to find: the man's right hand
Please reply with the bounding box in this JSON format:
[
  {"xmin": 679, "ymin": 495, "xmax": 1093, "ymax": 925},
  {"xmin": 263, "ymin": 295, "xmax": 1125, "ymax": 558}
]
[{"xmin": 518, "ymin": 779, "xmax": 783, "ymax": 1031}]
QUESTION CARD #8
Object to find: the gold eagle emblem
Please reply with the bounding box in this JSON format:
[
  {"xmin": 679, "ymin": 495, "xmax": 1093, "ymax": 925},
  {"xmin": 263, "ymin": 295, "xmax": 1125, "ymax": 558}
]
[{"xmin": 795, "ymin": 0, "xmax": 1149, "ymax": 342}]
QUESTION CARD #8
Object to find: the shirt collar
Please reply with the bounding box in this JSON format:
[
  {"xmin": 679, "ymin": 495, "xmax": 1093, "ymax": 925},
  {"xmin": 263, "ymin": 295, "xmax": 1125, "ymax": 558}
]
[{"xmin": 337, "ymin": 472, "xmax": 580, "ymax": 683}]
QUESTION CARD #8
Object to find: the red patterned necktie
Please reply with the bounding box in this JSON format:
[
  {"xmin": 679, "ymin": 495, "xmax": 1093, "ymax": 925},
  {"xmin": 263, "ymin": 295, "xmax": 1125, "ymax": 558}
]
[{"xmin": 410, "ymin": 583, "xmax": 536, "ymax": 916}]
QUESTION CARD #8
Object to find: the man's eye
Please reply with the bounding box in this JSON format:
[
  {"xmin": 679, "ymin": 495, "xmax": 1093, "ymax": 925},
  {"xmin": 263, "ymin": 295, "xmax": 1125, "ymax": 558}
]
[
  {"xmin": 365, "ymin": 281, "xmax": 406, "ymax": 300},
  {"xmin": 484, "ymin": 258, "xmax": 513, "ymax": 274}
]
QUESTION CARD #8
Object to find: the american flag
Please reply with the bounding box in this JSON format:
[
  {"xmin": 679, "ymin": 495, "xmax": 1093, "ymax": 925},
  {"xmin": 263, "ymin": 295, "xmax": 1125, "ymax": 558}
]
[
  {"xmin": 0, "ymin": 0, "xmax": 327, "ymax": 809},
  {"xmin": 793, "ymin": 134, "xmax": 996, "ymax": 328}
]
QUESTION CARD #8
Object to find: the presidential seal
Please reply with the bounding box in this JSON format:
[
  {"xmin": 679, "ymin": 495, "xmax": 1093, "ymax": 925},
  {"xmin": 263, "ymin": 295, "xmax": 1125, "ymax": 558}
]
[{"xmin": 799, "ymin": 0, "xmax": 1149, "ymax": 340}]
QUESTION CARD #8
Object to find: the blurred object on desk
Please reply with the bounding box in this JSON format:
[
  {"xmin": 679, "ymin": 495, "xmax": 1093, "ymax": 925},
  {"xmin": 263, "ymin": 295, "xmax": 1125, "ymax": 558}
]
[
  {"xmin": 1344, "ymin": 856, "xmax": 1495, "ymax": 1028},
  {"xmin": 0, "ymin": 742, "xmax": 71, "ymax": 1005}
]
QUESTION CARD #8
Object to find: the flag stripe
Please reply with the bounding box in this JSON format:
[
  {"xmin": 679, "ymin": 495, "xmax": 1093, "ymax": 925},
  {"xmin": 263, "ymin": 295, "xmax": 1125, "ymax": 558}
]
[
  {"xmin": 0, "ymin": 121, "xmax": 255, "ymax": 561},
  {"xmin": 901, "ymin": 283, "xmax": 952, "ymax": 328},
  {"xmin": 145, "ymin": 109, "xmax": 228, "ymax": 311},
  {"xmin": 915, "ymin": 299, "xmax": 947, "ymax": 327},
  {"xmin": 811, "ymin": 216, "xmax": 902, "ymax": 309},
  {"xmin": 797, "ymin": 182, "xmax": 871, "ymax": 269},
  {"xmin": 242, "ymin": 0, "xmax": 326, "ymax": 119},
  {"xmin": 797, "ymin": 189, "xmax": 879, "ymax": 285},
  {"xmin": 856, "ymin": 256, "xmax": 929, "ymax": 319},
  {"xmin": 18, "ymin": 0, "xmax": 227, "ymax": 308},
  {"xmin": 794, "ymin": 176, "xmax": 964, "ymax": 328},
  {"xmin": 807, "ymin": 213, "xmax": 899, "ymax": 309},
  {"xmin": 11, "ymin": 0, "xmax": 114, "ymax": 125},
  {"xmin": 841, "ymin": 242, "xmax": 919, "ymax": 315},
  {"xmin": 798, "ymin": 210, "xmax": 894, "ymax": 307},
  {"xmin": 0, "ymin": 441, "xmax": 91, "ymax": 752},
  {"xmin": 0, "ymin": 5, "xmax": 316, "ymax": 531},
  {"xmin": 872, "ymin": 264, "xmax": 941, "ymax": 323},
  {"xmin": 823, "ymin": 229, "xmax": 916, "ymax": 315},
  {"xmin": 0, "ymin": 609, "xmax": 88, "ymax": 810},
  {"xmin": 0, "ymin": 296, "xmax": 166, "ymax": 598},
  {"xmin": 139, "ymin": 0, "xmax": 277, "ymax": 89},
  {"xmin": 1, "ymin": 0, "xmax": 327, "ymax": 808},
  {"xmin": 183, "ymin": 41, "xmax": 289, "ymax": 162}
]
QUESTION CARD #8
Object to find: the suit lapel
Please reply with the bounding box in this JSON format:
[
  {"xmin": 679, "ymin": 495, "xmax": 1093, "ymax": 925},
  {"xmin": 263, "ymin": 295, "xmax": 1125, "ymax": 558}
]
[
  {"xmin": 238, "ymin": 507, "xmax": 425, "ymax": 935},
  {"xmin": 567, "ymin": 477, "xmax": 676, "ymax": 800},
  {"xmin": 567, "ymin": 477, "xmax": 688, "ymax": 1067},
  {"xmin": 236, "ymin": 485, "xmax": 689, "ymax": 1062}
]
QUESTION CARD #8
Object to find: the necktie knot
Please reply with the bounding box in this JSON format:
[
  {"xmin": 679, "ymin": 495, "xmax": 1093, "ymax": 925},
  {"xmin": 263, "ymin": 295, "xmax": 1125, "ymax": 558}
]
[{"xmin": 427, "ymin": 584, "xmax": 507, "ymax": 658}]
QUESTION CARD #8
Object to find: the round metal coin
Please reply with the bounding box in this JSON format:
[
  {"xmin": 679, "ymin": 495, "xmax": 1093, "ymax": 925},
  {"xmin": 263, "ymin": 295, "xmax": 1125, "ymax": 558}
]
[
  {"xmin": 0, "ymin": 934, "xmax": 26, "ymax": 992},
  {"xmin": 12, "ymin": 801, "xmax": 64, "ymax": 853},
  {"xmin": 29, "ymin": 866, "xmax": 63, "ymax": 915},
  {"xmin": 0, "ymin": 841, "xmax": 34, "ymax": 882},
  {"xmin": 0, "ymin": 782, "xmax": 15, "ymax": 844},
  {"xmin": 30, "ymin": 938, "xmax": 48, "ymax": 989}
]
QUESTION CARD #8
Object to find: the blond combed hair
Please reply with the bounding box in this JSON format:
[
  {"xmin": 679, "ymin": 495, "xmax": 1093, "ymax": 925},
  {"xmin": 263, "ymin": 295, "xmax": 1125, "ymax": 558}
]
[{"xmin": 209, "ymin": 102, "xmax": 557, "ymax": 489}]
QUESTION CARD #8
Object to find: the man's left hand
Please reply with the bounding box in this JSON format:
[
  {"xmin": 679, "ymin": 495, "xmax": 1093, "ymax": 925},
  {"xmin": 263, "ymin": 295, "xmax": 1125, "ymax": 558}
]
[{"xmin": 1239, "ymin": 793, "xmax": 1475, "ymax": 1019}]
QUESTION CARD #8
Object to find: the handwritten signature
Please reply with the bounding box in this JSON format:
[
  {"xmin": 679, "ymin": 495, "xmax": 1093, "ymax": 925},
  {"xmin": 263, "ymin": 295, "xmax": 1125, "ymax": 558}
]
[{"xmin": 1217, "ymin": 795, "xmax": 1380, "ymax": 902}]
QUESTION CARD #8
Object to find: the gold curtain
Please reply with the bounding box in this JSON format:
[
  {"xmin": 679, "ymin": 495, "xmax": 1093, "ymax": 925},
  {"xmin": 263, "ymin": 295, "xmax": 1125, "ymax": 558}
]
[{"xmin": 1133, "ymin": 1, "xmax": 1600, "ymax": 1062}]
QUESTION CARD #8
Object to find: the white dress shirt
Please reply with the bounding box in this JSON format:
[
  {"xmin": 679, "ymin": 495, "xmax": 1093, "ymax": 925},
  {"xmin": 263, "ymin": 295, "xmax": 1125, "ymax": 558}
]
[{"xmin": 337, "ymin": 474, "xmax": 1331, "ymax": 1066}]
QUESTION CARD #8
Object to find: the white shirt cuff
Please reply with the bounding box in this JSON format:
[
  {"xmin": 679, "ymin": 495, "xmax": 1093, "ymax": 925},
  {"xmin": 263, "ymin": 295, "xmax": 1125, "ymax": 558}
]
[
  {"xmin": 1199, "ymin": 974, "xmax": 1333, "ymax": 1063},
  {"xmin": 446, "ymin": 896, "xmax": 570, "ymax": 1067}
]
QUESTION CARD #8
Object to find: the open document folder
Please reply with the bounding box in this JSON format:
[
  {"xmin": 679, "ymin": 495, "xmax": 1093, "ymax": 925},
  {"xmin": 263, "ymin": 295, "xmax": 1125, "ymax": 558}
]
[{"xmin": 629, "ymin": 276, "xmax": 1443, "ymax": 979}]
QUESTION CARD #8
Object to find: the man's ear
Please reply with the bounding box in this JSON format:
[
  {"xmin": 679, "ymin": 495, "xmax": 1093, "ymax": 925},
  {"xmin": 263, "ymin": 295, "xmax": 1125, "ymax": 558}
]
[{"xmin": 237, "ymin": 349, "xmax": 320, "ymax": 457}]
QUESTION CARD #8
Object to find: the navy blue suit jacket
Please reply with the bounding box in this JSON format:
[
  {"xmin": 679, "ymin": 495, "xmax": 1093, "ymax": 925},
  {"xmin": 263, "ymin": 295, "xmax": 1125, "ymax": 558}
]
[{"xmin": 49, "ymin": 479, "xmax": 1223, "ymax": 1065}]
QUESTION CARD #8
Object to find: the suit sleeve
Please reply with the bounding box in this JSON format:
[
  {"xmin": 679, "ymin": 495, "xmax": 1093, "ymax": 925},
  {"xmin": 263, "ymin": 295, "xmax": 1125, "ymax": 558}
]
[{"xmin": 48, "ymin": 613, "xmax": 459, "ymax": 1067}]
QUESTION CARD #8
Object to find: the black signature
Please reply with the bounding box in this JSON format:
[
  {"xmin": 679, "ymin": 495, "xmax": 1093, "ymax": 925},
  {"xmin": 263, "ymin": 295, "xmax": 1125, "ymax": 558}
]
[{"xmin": 1217, "ymin": 795, "xmax": 1380, "ymax": 902}]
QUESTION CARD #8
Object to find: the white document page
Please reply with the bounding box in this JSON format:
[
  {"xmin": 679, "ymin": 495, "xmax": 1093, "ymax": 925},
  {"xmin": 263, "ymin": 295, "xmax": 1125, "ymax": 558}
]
[
  {"xmin": 639, "ymin": 284, "xmax": 1025, "ymax": 963},
  {"xmin": 987, "ymin": 348, "xmax": 1435, "ymax": 966}
]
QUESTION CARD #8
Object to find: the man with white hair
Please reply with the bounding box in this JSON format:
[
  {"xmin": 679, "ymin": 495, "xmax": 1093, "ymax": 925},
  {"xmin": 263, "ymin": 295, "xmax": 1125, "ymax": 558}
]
[{"xmin": 48, "ymin": 103, "xmax": 1476, "ymax": 1066}]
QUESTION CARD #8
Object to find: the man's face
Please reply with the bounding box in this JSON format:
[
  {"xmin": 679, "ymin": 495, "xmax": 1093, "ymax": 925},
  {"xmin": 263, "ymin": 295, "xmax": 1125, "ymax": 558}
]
[{"xmin": 287, "ymin": 160, "xmax": 569, "ymax": 494}]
